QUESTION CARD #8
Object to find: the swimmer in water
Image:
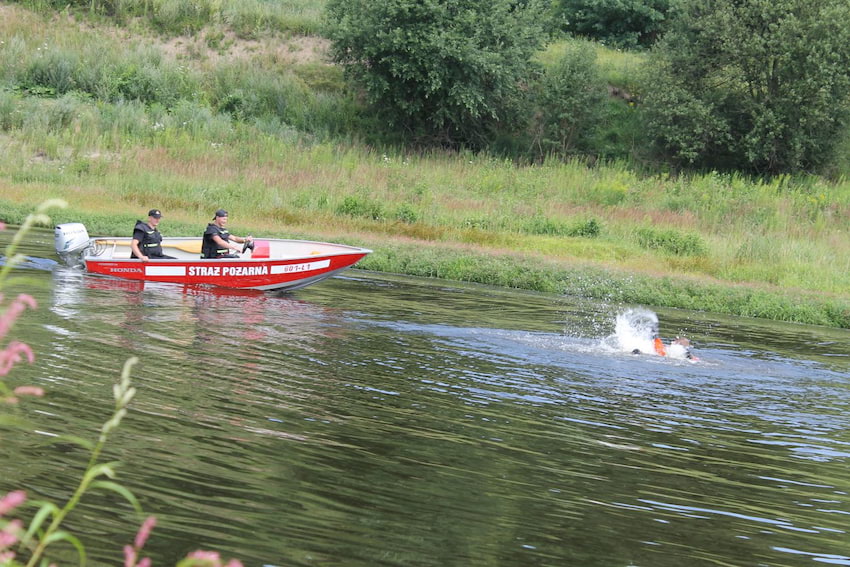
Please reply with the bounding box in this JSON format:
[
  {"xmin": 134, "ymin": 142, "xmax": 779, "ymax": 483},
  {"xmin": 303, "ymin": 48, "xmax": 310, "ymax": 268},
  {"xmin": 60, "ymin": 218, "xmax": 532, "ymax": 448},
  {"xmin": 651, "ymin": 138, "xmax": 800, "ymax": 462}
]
[
  {"xmin": 633, "ymin": 324, "xmax": 698, "ymax": 360},
  {"xmin": 666, "ymin": 336, "xmax": 697, "ymax": 360}
]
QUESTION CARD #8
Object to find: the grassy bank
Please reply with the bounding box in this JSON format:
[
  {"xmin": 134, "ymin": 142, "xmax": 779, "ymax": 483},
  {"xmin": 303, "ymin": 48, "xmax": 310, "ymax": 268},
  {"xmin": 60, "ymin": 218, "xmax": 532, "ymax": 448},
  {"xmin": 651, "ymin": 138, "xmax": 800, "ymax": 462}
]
[
  {"xmin": 0, "ymin": 2, "xmax": 848, "ymax": 328},
  {"xmin": 2, "ymin": 195, "xmax": 848, "ymax": 328},
  {"xmin": 2, "ymin": 145, "xmax": 848, "ymax": 329}
]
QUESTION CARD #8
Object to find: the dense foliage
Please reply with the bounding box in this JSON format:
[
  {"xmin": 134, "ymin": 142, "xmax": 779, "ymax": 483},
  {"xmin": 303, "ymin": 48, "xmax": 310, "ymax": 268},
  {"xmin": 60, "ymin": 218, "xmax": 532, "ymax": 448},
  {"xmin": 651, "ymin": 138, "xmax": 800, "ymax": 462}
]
[
  {"xmin": 530, "ymin": 41, "xmax": 607, "ymax": 156},
  {"xmin": 640, "ymin": 0, "xmax": 850, "ymax": 175},
  {"xmin": 552, "ymin": 0, "xmax": 679, "ymax": 48},
  {"xmin": 324, "ymin": 0, "xmax": 546, "ymax": 149}
]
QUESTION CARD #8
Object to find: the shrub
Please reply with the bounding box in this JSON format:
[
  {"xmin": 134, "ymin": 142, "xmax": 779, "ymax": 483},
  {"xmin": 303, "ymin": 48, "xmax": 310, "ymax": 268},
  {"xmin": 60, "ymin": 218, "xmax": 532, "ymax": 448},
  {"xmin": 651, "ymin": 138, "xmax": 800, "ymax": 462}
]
[
  {"xmin": 325, "ymin": 0, "xmax": 546, "ymax": 148},
  {"xmin": 571, "ymin": 218, "xmax": 601, "ymax": 237},
  {"xmin": 523, "ymin": 216, "xmax": 601, "ymax": 237},
  {"xmin": 0, "ymin": 35, "xmax": 28, "ymax": 87},
  {"xmin": 531, "ymin": 41, "xmax": 607, "ymax": 158},
  {"xmin": 553, "ymin": 0, "xmax": 678, "ymax": 48},
  {"xmin": 208, "ymin": 65, "xmax": 303, "ymax": 121},
  {"xmin": 0, "ymin": 91, "xmax": 23, "ymax": 131},
  {"xmin": 641, "ymin": 0, "xmax": 850, "ymax": 175},
  {"xmin": 22, "ymin": 48, "xmax": 78, "ymax": 96},
  {"xmin": 635, "ymin": 226, "xmax": 707, "ymax": 256},
  {"xmin": 336, "ymin": 195, "xmax": 386, "ymax": 221},
  {"xmin": 394, "ymin": 203, "xmax": 419, "ymax": 224},
  {"xmin": 111, "ymin": 61, "xmax": 195, "ymax": 107}
]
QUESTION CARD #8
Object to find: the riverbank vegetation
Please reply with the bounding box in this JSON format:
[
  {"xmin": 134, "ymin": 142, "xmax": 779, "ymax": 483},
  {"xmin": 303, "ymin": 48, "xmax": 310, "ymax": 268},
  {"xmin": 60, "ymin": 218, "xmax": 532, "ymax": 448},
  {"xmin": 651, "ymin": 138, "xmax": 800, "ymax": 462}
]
[{"xmin": 0, "ymin": 1, "xmax": 848, "ymax": 328}]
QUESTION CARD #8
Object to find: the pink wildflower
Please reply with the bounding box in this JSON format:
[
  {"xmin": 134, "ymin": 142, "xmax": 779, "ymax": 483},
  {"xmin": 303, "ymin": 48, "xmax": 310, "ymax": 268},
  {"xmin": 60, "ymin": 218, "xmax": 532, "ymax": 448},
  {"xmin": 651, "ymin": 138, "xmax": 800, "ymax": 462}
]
[
  {"xmin": 125, "ymin": 516, "xmax": 157, "ymax": 567},
  {"xmin": 13, "ymin": 385, "xmax": 44, "ymax": 397},
  {"xmin": 134, "ymin": 516, "xmax": 157, "ymax": 550},
  {"xmin": 0, "ymin": 518, "xmax": 23, "ymax": 560},
  {"xmin": 0, "ymin": 294, "xmax": 38, "ymax": 340},
  {"xmin": 0, "ymin": 341, "xmax": 35, "ymax": 376},
  {"xmin": 186, "ymin": 551, "xmax": 221, "ymax": 561},
  {"xmin": 0, "ymin": 491, "xmax": 26, "ymax": 516},
  {"xmin": 124, "ymin": 545, "xmax": 137, "ymax": 567},
  {"xmin": 0, "ymin": 528, "xmax": 19, "ymax": 548},
  {"xmin": 183, "ymin": 550, "xmax": 243, "ymax": 567}
]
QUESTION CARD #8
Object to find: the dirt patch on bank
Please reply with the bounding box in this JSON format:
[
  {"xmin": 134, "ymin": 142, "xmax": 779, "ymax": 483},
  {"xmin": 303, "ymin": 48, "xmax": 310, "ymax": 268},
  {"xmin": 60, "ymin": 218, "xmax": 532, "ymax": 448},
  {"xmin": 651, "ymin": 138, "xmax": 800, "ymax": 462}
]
[
  {"xmin": 14, "ymin": 4, "xmax": 332, "ymax": 69},
  {"xmin": 160, "ymin": 32, "xmax": 331, "ymax": 67}
]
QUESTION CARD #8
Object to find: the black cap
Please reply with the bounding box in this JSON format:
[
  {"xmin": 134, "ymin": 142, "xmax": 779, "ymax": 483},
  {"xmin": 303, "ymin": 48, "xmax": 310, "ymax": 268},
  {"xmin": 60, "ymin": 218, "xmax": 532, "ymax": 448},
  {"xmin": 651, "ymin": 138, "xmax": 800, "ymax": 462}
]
[
  {"xmin": 213, "ymin": 209, "xmax": 228, "ymax": 219},
  {"xmin": 148, "ymin": 209, "xmax": 162, "ymax": 218}
]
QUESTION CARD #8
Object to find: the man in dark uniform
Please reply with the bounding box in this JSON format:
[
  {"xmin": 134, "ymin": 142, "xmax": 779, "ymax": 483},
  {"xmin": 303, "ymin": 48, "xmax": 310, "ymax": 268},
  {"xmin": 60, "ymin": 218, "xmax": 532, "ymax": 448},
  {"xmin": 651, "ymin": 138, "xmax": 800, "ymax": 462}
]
[
  {"xmin": 201, "ymin": 209, "xmax": 253, "ymax": 259},
  {"xmin": 131, "ymin": 209, "xmax": 175, "ymax": 261}
]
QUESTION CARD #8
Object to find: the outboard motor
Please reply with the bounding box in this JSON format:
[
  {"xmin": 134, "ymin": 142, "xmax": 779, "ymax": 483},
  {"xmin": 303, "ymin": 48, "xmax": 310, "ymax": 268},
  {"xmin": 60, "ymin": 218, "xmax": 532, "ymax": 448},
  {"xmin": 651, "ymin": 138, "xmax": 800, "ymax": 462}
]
[{"xmin": 54, "ymin": 223, "xmax": 91, "ymax": 266}]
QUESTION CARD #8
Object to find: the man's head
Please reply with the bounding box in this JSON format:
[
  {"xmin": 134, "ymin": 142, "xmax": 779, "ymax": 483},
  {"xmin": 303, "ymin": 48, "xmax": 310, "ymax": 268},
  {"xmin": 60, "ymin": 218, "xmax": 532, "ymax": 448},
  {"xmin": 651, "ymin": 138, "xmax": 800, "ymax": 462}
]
[
  {"xmin": 148, "ymin": 209, "xmax": 162, "ymax": 226},
  {"xmin": 213, "ymin": 209, "xmax": 228, "ymax": 226}
]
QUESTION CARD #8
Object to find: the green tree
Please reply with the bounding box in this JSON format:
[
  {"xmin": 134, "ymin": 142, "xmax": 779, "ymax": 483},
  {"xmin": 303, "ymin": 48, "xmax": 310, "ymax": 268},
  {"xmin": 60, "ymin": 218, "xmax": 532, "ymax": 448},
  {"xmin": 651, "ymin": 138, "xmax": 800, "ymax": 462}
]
[
  {"xmin": 554, "ymin": 0, "xmax": 679, "ymax": 49},
  {"xmin": 531, "ymin": 41, "xmax": 607, "ymax": 157},
  {"xmin": 324, "ymin": 0, "xmax": 546, "ymax": 149},
  {"xmin": 641, "ymin": 0, "xmax": 850, "ymax": 175}
]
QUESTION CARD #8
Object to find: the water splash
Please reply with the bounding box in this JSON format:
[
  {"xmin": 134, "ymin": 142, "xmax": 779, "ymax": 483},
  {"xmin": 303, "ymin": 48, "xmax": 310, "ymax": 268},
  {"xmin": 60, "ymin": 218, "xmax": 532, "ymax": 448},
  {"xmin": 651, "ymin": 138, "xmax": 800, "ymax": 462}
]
[
  {"xmin": 596, "ymin": 308, "xmax": 694, "ymax": 361},
  {"xmin": 603, "ymin": 308, "xmax": 659, "ymax": 355}
]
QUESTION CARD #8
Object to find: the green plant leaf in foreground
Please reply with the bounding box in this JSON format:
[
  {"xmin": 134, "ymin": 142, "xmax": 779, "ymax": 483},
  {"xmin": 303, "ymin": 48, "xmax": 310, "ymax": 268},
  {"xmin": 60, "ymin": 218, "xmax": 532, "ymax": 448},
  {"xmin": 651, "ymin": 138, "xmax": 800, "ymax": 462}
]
[{"xmin": 88, "ymin": 481, "xmax": 143, "ymax": 516}]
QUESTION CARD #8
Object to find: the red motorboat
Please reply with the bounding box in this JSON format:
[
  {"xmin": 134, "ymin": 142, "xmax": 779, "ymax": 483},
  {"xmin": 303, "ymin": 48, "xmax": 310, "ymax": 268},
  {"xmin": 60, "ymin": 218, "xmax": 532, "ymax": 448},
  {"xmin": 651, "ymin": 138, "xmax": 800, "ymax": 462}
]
[{"xmin": 55, "ymin": 223, "xmax": 371, "ymax": 291}]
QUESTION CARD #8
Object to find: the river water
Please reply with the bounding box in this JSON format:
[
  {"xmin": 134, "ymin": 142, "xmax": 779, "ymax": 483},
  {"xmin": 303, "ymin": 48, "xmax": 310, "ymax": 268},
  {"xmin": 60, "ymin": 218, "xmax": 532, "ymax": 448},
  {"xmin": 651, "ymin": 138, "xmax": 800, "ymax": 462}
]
[{"xmin": 2, "ymin": 229, "xmax": 850, "ymax": 566}]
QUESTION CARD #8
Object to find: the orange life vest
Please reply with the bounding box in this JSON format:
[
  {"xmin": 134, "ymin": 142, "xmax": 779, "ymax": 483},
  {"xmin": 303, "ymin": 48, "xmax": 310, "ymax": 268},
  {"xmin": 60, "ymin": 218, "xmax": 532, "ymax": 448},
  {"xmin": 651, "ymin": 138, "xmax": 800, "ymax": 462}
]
[{"xmin": 653, "ymin": 337, "xmax": 667, "ymax": 356}]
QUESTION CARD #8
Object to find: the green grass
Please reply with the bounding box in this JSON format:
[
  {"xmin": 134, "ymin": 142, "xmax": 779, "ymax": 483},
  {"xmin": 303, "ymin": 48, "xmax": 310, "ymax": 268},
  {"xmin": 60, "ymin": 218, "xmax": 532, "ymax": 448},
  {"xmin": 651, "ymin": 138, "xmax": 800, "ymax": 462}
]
[
  {"xmin": 537, "ymin": 38, "xmax": 646, "ymax": 91},
  {"xmin": 11, "ymin": 0, "xmax": 327, "ymax": 36}
]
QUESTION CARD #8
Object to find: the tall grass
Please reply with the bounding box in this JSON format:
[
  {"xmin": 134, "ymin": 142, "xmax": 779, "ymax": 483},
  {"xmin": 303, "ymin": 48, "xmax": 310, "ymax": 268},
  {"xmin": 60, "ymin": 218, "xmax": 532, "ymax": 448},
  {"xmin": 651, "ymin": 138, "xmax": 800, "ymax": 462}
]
[
  {"xmin": 2, "ymin": 111, "xmax": 847, "ymax": 298},
  {"xmin": 0, "ymin": 6, "xmax": 356, "ymax": 143},
  {"xmin": 10, "ymin": 0, "xmax": 327, "ymax": 36}
]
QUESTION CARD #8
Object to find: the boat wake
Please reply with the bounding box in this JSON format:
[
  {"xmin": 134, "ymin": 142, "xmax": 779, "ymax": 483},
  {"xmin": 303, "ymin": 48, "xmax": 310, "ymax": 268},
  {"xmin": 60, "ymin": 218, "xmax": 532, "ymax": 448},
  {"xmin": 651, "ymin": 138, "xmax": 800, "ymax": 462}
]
[
  {"xmin": 368, "ymin": 307, "xmax": 700, "ymax": 370},
  {"xmin": 456, "ymin": 307, "xmax": 698, "ymax": 364}
]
